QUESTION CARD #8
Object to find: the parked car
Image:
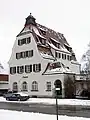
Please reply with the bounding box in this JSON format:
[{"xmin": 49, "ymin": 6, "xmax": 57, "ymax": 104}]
[
  {"xmin": 6, "ymin": 93, "xmax": 20, "ymax": 101},
  {"xmin": 3, "ymin": 91, "xmax": 13, "ymax": 98},
  {"xmin": 6, "ymin": 92, "xmax": 30, "ymax": 101},
  {"xmin": 15, "ymin": 92, "xmax": 30, "ymax": 101}
]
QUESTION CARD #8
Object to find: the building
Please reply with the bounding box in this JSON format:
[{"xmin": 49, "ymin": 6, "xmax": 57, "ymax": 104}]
[
  {"xmin": 0, "ymin": 74, "xmax": 8, "ymax": 94},
  {"xmin": 8, "ymin": 13, "xmax": 80, "ymax": 98}
]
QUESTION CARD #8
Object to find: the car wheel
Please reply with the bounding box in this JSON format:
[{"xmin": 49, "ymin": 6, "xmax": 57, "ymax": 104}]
[{"xmin": 6, "ymin": 98, "xmax": 9, "ymax": 101}]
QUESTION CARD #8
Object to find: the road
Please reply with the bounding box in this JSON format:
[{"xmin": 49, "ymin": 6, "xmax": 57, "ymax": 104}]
[{"xmin": 0, "ymin": 102, "xmax": 90, "ymax": 118}]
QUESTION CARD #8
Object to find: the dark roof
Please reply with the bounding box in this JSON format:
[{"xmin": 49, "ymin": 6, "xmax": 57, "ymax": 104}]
[{"xmin": 25, "ymin": 13, "xmax": 36, "ymax": 26}]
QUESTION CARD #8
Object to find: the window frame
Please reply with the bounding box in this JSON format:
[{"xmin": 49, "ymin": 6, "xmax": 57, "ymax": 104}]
[
  {"xmin": 31, "ymin": 81, "xmax": 38, "ymax": 91},
  {"xmin": 46, "ymin": 82, "xmax": 51, "ymax": 91},
  {"xmin": 10, "ymin": 67, "xmax": 16, "ymax": 74},
  {"xmin": 25, "ymin": 65, "xmax": 32, "ymax": 73},
  {"xmin": 22, "ymin": 81, "xmax": 28, "ymax": 91}
]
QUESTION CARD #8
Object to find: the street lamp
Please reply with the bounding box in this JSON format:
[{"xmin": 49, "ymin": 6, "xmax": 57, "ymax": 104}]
[{"xmin": 55, "ymin": 87, "xmax": 60, "ymax": 120}]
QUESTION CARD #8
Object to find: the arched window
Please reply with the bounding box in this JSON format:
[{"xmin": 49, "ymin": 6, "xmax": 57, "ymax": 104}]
[
  {"xmin": 22, "ymin": 81, "xmax": 28, "ymax": 91},
  {"xmin": 32, "ymin": 81, "xmax": 38, "ymax": 91},
  {"xmin": 13, "ymin": 82, "xmax": 18, "ymax": 92}
]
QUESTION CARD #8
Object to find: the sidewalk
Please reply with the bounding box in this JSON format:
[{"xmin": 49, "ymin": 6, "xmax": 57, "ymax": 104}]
[{"xmin": 0, "ymin": 97, "xmax": 90, "ymax": 106}]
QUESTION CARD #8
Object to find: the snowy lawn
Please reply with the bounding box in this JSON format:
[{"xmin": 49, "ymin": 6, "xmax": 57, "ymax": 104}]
[
  {"xmin": 0, "ymin": 109, "xmax": 90, "ymax": 120},
  {"xmin": 0, "ymin": 97, "xmax": 90, "ymax": 106}
]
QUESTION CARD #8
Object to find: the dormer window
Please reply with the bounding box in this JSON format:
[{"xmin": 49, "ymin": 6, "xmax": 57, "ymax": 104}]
[
  {"xmin": 41, "ymin": 39, "xmax": 46, "ymax": 45},
  {"xmin": 40, "ymin": 29, "xmax": 46, "ymax": 35},
  {"xmin": 38, "ymin": 36, "xmax": 46, "ymax": 45},
  {"xmin": 49, "ymin": 62, "xmax": 61, "ymax": 69}
]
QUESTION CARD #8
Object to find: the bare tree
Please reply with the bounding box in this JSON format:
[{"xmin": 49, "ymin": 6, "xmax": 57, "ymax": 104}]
[{"xmin": 64, "ymin": 74, "xmax": 75, "ymax": 98}]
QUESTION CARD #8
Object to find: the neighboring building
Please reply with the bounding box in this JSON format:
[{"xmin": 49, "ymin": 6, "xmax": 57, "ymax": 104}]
[
  {"xmin": 0, "ymin": 74, "xmax": 8, "ymax": 94},
  {"xmin": 8, "ymin": 13, "xmax": 80, "ymax": 98}
]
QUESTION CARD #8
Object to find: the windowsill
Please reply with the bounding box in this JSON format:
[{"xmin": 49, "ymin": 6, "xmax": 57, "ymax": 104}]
[
  {"xmin": 34, "ymin": 71, "xmax": 41, "ymax": 73},
  {"xmin": 31, "ymin": 90, "xmax": 38, "ymax": 92},
  {"xmin": 21, "ymin": 90, "xmax": 28, "ymax": 92},
  {"xmin": 46, "ymin": 90, "xmax": 51, "ymax": 92}
]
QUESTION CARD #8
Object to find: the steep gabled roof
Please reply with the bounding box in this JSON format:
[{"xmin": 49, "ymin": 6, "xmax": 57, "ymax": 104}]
[{"xmin": 16, "ymin": 14, "xmax": 77, "ymax": 61}]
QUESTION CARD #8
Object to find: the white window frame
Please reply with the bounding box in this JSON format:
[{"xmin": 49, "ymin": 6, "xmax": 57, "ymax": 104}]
[
  {"xmin": 17, "ymin": 66, "xmax": 24, "ymax": 74},
  {"xmin": 10, "ymin": 67, "xmax": 16, "ymax": 74},
  {"xmin": 32, "ymin": 81, "xmax": 38, "ymax": 91},
  {"xmin": 46, "ymin": 82, "xmax": 51, "ymax": 91},
  {"xmin": 25, "ymin": 65, "xmax": 32, "ymax": 73},
  {"xmin": 13, "ymin": 82, "xmax": 18, "ymax": 92},
  {"xmin": 22, "ymin": 81, "xmax": 28, "ymax": 91}
]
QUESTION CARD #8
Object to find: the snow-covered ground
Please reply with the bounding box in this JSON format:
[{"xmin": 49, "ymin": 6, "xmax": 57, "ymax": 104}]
[
  {"xmin": 0, "ymin": 109, "xmax": 89, "ymax": 120},
  {"xmin": 1, "ymin": 97, "xmax": 90, "ymax": 106}
]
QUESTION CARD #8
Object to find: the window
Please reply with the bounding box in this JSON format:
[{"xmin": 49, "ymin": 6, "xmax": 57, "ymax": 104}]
[
  {"xmin": 16, "ymin": 53, "xmax": 21, "ymax": 59},
  {"xmin": 18, "ymin": 40, "xmax": 22, "ymax": 46},
  {"xmin": 16, "ymin": 50, "xmax": 33, "ymax": 59},
  {"xmin": 25, "ymin": 65, "xmax": 32, "ymax": 73},
  {"xmin": 10, "ymin": 67, "xmax": 16, "ymax": 74},
  {"xmin": 22, "ymin": 81, "xmax": 28, "ymax": 91},
  {"xmin": 65, "ymin": 54, "xmax": 66, "ymax": 59},
  {"xmin": 18, "ymin": 37, "xmax": 31, "ymax": 46},
  {"xmin": 62, "ymin": 54, "xmax": 66, "ymax": 60},
  {"xmin": 49, "ymin": 62, "xmax": 61, "ymax": 69},
  {"xmin": 55, "ymin": 52, "xmax": 61, "ymax": 58},
  {"xmin": 67, "ymin": 55, "xmax": 71, "ymax": 61},
  {"xmin": 41, "ymin": 39, "xmax": 46, "ymax": 45},
  {"xmin": 55, "ymin": 52, "xmax": 57, "ymax": 58},
  {"xmin": 59, "ymin": 53, "xmax": 61, "ymax": 58},
  {"xmin": 21, "ymin": 52, "xmax": 27, "ymax": 58},
  {"xmin": 28, "ymin": 50, "xmax": 33, "ymax": 57},
  {"xmin": 17, "ymin": 66, "xmax": 24, "ymax": 74},
  {"xmin": 13, "ymin": 82, "xmax": 18, "ymax": 92},
  {"xmin": 46, "ymin": 82, "xmax": 51, "ymax": 91},
  {"xmin": 26, "ymin": 37, "xmax": 31, "ymax": 44},
  {"xmin": 31, "ymin": 81, "xmax": 38, "ymax": 91},
  {"xmin": 33, "ymin": 63, "xmax": 41, "ymax": 72}
]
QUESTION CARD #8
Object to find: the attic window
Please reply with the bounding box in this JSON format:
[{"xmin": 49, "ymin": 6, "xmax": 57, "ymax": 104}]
[
  {"xmin": 49, "ymin": 62, "xmax": 61, "ymax": 69},
  {"xmin": 38, "ymin": 36, "xmax": 46, "ymax": 45},
  {"xmin": 40, "ymin": 29, "xmax": 46, "ymax": 35}
]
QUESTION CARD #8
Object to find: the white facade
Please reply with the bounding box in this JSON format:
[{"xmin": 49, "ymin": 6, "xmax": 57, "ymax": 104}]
[{"xmin": 8, "ymin": 14, "xmax": 81, "ymax": 98}]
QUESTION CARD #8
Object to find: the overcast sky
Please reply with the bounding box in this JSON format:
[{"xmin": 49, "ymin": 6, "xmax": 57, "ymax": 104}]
[{"xmin": 0, "ymin": 0, "xmax": 90, "ymax": 65}]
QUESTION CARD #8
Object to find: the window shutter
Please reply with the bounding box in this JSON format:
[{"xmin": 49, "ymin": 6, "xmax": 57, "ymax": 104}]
[
  {"xmin": 31, "ymin": 50, "xmax": 33, "ymax": 57},
  {"xmin": 25, "ymin": 66, "xmax": 26, "ymax": 73},
  {"xmin": 30, "ymin": 65, "xmax": 32, "ymax": 72},
  {"xmin": 55, "ymin": 52, "xmax": 57, "ymax": 57},
  {"xmin": 33, "ymin": 64, "xmax": 35, "ymax": 72},
  {"xmin": 26, "ymin": 51, "xmax": 28, "ymax": 57},
  {"xmin": 16, "ymin": 53, "xmax": 18, "ymax": 59},
  {"xmin": 18, "ymin": 40, "xmax": 20, "ymax": 45},
  {"xmin": 14, "ymin": 67, "xmax": 16, "ymax": 73},
  {"xmin": 17, "ymin": 66, "xmax": 19, "ymax": 73},
  {"xmin": 39, "ymin": 64, "xmax": 41, "ymax": 71}
]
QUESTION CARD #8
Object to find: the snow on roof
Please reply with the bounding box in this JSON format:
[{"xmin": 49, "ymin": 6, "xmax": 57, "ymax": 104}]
[
  {"xmin": 40, "ymin": 52, "xmax": 55, "ymax": 60},
  {"xmin": 44, "ymin": 61, "xmax": 74, "ymax": 74},
  {"xmin": 60, "ymin": 46, "xmax": 70, "ymax": 53},
  {"xmin": 50, "ymin": 37, "xmax": 60, "ymax": 44},
  {"xmin": 45, "ymin": 67, "xmax": 74, "ymax": 74},
  {"xmin": 64, "ymin": 43, "xmax": 71, "ymax": 47},
  {"xmin": 32, "ymin": 26, "xmax": 46, "ymax": 39},
  {"xmin": 71, "ymin": 60, "xmax": 80, "ymax": 64},
  {"xmin": 39, "ymin": 27, "xmax": 47, "ymax": 31},
  {"xmin": 48, "ymin": 42, "xmax": 60, "ymax": 51},
  {"xmin": 48, "ymin": 42, "xmax": 70, "ymax": 54}
]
